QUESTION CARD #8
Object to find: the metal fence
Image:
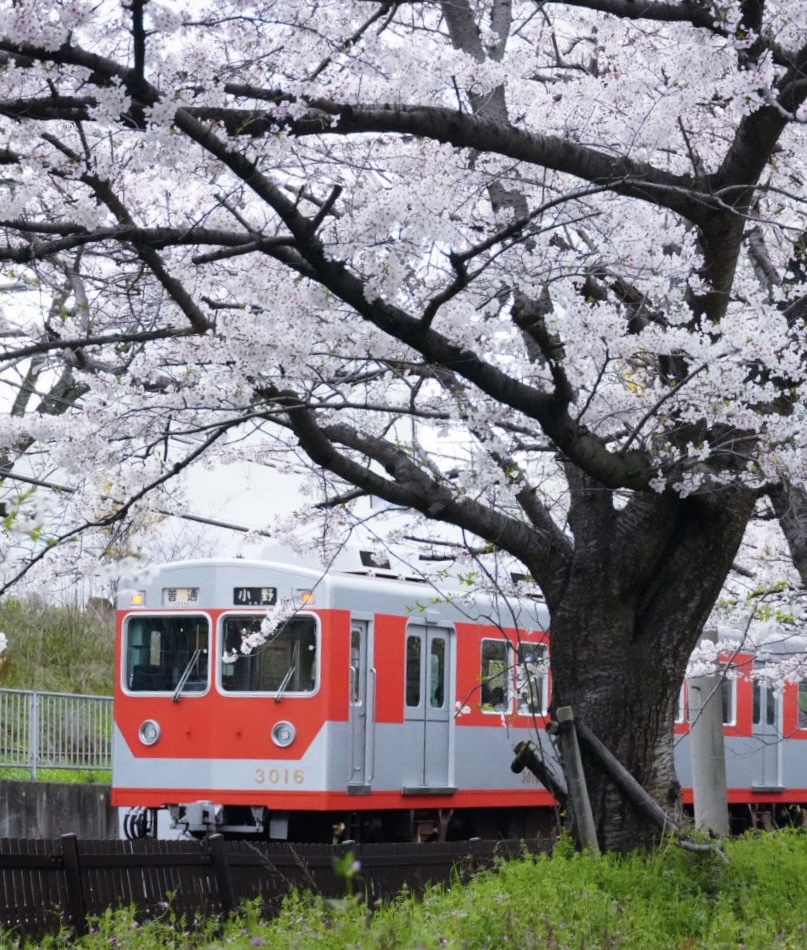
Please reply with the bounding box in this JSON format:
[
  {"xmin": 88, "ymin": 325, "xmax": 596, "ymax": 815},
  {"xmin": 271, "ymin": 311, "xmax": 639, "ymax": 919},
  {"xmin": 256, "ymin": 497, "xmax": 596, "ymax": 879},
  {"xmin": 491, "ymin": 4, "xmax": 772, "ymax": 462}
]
[{"xmin": 0, "ymin": 689, "xmax": 112, "ymax": 777}]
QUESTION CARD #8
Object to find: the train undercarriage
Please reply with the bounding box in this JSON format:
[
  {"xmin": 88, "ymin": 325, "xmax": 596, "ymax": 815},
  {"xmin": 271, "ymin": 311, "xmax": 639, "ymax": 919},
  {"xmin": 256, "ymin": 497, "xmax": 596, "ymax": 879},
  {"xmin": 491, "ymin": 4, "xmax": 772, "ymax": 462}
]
[{"xmin": 122, "ymin": 802, "xmax": 557, "ymax": 843}]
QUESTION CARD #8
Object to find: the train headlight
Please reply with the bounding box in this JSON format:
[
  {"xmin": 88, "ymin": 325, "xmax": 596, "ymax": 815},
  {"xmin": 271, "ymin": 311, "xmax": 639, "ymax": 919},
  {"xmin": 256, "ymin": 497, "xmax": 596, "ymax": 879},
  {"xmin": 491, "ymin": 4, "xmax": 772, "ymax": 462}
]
[
  {"xmin": 271, "ymin": 720, "xmax": 296, "ymax": 748},
  {"xmin": 138, "ymin": 719, "xmax": 161, "ymax": 746}
]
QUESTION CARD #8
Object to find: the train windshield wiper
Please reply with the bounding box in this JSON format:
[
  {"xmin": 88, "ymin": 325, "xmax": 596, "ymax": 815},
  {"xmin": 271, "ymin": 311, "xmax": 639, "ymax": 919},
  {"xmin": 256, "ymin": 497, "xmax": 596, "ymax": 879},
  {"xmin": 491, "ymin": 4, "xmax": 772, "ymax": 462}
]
[
  {"xmin": 172, "ymin": 648, "xmax": 203, "ymax": 703},
  {"xmin": 274, "ymin": 642, "xmax": 299, "ymax": 703}
]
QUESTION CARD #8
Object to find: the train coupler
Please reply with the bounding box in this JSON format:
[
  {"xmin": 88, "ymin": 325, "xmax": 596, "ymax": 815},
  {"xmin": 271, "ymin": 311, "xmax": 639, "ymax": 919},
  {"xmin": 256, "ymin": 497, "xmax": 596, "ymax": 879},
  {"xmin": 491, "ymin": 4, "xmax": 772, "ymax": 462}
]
[{"xmin": 122, "ymin": 806, "xmax": 157, "ymax": 840}]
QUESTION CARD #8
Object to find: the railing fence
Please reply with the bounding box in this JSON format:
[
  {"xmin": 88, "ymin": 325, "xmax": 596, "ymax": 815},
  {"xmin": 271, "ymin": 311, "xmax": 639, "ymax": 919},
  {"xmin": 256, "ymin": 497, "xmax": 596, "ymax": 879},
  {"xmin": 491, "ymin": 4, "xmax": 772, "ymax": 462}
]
[{"xmin": 0, "ymin": 688, "xmax": 112, "ymax": 777}]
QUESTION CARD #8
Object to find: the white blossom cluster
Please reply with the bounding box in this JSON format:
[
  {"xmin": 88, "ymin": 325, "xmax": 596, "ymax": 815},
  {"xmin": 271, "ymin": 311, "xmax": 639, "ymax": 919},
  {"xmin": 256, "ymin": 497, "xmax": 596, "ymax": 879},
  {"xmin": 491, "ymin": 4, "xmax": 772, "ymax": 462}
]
[{"xmin": 221, "ymin": 600, "xmax": 296, "ymax": 663}]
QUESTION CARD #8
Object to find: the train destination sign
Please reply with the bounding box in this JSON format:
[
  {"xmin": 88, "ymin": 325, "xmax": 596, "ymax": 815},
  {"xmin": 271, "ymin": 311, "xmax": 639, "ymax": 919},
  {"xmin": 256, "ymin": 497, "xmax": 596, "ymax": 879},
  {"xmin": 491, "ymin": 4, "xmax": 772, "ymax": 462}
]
[
  {"xmin": 233, "ymin": 587, "xmax": 278, "ymax": 606},
  {"xmin": 162, "ymin": 587, "xmax": 199, "ymax": 605}
]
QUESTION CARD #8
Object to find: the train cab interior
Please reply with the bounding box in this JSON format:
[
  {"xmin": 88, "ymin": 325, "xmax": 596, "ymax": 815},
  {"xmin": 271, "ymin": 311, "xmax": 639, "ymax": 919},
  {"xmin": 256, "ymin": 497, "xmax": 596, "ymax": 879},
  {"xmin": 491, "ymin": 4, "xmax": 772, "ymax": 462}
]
[{"xmin": 126, "ymin": 616, "xmax": 209, "ymax": 694}]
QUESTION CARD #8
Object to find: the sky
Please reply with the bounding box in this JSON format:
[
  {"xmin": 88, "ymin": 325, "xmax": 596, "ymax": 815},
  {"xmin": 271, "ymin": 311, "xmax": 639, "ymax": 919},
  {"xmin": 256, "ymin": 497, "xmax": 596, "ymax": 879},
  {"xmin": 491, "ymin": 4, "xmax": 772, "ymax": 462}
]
[{"xmin": 160, "ymin": 458, "xmax": 433, "ymax": 576}]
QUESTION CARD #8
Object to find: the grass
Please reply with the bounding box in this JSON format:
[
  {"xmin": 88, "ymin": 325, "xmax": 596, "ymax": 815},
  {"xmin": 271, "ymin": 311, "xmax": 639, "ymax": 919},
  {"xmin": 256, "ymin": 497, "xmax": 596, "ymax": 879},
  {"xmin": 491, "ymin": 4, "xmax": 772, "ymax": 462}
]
[
  {"xmin": 7, "ymin": 831, "xmax": 807, "ymax": 949},
  {"xmin": 0, "ymin": 766, "xmax": 111, "ymax": 783}
]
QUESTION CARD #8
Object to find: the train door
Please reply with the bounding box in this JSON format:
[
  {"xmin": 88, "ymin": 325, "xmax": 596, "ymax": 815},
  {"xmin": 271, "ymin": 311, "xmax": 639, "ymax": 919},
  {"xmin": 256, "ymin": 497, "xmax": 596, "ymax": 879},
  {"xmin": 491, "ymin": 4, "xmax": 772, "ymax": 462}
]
[
  {"xmin": 348, "ymin": 619, "xmax": 375, "ymax": 790},
  {"xmin": 752, "ymin": 672, "xmax": 783, "ymax": 790},
  {"xmin": 403, "ymin": 622, "xmax": 455, "ymax": 790}
]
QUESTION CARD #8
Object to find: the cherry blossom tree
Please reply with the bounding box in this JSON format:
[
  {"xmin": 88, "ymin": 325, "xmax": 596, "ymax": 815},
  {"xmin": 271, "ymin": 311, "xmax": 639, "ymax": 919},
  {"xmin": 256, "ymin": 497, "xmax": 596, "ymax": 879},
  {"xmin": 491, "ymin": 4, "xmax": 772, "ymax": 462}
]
[{"xmin": 0, "ymin": 0, "xmax": 806, "ymax": 849}]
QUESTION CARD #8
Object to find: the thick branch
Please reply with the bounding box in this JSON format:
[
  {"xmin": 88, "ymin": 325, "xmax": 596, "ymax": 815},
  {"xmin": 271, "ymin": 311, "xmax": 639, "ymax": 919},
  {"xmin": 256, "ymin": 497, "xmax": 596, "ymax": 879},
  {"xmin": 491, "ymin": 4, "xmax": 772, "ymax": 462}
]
[
  {"xmin": 262, "ymin": 383, "xmax": 567, "ymax": 578},
  {"xmin": 194, "ymin": 102, "xmax": 709, "ymax": 224},
  {"xmin": 0, "ymin": 222, "xmax": 286, "ymax": 261},
  {"xmin": 0, "ymin": 326, "xmax": 191, "ymax": 362},
  {"xmin": 769, "ymin": 481, "xmax": 807, "ymax": 588}
]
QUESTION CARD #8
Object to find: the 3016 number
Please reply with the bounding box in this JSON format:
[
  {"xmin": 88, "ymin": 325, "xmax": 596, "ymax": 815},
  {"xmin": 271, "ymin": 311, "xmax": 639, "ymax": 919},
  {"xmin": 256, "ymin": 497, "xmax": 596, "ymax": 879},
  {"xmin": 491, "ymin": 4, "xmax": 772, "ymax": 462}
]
[{"xmin": 255, "ymin": 767, "xmax": 305, "ymax": 785}]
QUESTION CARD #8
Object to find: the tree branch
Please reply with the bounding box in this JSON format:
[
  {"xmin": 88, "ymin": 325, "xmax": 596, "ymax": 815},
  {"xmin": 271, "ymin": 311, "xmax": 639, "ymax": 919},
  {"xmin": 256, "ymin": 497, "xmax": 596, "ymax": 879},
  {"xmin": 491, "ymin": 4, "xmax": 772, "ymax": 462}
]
[{"xmin": 260, "ymin": 382, "xmax": 568, "ymax": 581}]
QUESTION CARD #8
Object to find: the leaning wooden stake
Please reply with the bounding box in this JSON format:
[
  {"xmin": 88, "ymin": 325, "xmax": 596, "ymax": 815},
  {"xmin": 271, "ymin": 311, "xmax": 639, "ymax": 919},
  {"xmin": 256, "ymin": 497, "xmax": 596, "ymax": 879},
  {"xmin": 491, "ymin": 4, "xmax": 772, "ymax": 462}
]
[
  {"xmin": 574, "ymin": 719, "xmax": 680, "ymax": 834},
  {"xmin": 511, "ymin": 739, "xmax": 568, "ymax": 808},
  {"xmin": 555, "ymin": 706, "xmax": 600, "ymax": 853}
]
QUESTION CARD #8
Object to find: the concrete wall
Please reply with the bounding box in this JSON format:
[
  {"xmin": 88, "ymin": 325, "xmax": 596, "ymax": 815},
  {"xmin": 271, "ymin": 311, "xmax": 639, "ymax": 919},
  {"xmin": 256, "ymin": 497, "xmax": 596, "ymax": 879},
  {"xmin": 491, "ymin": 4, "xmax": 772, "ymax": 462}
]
[{"xmin": 0, "ymin": 780, "xmax": 118, "ymax": 839}]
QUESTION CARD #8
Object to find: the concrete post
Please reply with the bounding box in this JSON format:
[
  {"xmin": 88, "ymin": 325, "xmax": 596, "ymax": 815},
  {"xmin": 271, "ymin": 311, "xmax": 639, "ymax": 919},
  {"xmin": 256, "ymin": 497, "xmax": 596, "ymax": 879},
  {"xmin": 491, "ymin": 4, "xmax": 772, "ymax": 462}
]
[{"xmin": 688, "ymin": 631, "xmax": 730, "ymax": 836}]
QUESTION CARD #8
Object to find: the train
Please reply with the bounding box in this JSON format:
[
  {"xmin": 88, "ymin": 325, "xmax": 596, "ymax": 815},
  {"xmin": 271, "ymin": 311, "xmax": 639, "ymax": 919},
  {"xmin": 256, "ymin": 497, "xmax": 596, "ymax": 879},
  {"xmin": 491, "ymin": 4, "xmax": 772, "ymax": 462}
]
[
  {"xmin": 675, "ymin": 629, "xmax": 807, "ymax": 830},
  {"xmin": 112, "ymin": 554, "xmax": 807, "ymax": 841}
]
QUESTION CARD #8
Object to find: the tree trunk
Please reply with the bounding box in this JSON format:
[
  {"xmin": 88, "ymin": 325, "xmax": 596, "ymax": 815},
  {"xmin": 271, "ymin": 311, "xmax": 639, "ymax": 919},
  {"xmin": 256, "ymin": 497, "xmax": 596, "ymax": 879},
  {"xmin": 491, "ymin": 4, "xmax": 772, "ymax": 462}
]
[
  {"xmin": 769, "ymin": 481, "xmax": 807, "ymax": 587},
  {"xmin": 539, "ymin": 478, "xmax": 756, "ymax": 851},
  {"xmin": 549, "ymin": 613, "xmax": 683, "ymax": 850}
]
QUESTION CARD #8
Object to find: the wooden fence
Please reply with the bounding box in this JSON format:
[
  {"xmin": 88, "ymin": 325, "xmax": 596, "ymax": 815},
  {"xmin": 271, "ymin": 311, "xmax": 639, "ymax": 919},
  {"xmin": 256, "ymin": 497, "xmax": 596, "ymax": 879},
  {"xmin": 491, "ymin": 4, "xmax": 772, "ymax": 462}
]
[{"xmin": 0, "ymin": 834, "xmax": 540, "ymax": 941}]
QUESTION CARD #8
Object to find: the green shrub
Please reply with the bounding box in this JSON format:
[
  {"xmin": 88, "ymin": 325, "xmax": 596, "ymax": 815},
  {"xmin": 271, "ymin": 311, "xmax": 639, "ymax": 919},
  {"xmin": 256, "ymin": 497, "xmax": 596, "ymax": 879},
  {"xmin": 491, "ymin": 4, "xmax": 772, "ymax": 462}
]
[{"xmin": 0, "ymin": 597, "xmax": 114, "ymax": 694}]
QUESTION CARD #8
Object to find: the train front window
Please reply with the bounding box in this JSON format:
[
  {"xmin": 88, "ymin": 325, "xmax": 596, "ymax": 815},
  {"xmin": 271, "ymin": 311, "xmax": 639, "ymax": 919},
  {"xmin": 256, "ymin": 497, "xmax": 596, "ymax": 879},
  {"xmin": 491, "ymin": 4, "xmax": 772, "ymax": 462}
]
[
  {"xmin": 220, "ymin": 615, "xmax": 318, "ymax": 694},
  {"xmin": 125, "ymin": 615, "xmax": 209, "ymax": 693}
]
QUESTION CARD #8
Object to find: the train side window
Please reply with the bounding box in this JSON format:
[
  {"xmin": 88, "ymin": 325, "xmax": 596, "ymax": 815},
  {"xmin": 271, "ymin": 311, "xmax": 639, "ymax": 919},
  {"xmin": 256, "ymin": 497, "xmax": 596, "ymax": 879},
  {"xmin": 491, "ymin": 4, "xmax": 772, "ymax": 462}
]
[
  {"xmin": 406, "ymin": 635, "xmax": 422, "ymax": 707},
  {"xmin": 752, "ymin": 677, "xmax": 776, "ymax": 726},
  {"xmin": 517, "ymin": 643, "xmax": 549, "ymax": 716},
  {"xmin": 481, "ymin": 639, "xmax": 510, "ymax": 712},
  {"xmin": 675, "ymin": 685, "xmax": 687, "ymax": 724},
  {"xmin": 350, "ymin": 628, "xmax": 362, "ymax": 704},
  {"xmin": 684, "ymin": 665, "xmax": 734, "ymax": 726},
  {"xmin": 799, "ymin": 681, "xmax": 807, "ymax": 729},
  {"xmin": 220, "ymin": 615, "xmax": 318, "ymax": 694},
  {"xmin": 429, "ymin": 637, "xmax": 446, "ymax": 709}
]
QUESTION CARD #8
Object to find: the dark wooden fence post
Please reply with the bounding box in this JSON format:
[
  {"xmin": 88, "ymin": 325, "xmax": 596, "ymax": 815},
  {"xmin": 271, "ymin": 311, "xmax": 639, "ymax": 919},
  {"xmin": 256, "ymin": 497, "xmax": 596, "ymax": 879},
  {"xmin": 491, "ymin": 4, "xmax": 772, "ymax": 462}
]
[
  {"xmin": 207, "ymin": 834, "xmax": 236, "ymax": 916},
  {"xmin": 60, "ymin": 833, "xmax": 88, "ymax": 938}
]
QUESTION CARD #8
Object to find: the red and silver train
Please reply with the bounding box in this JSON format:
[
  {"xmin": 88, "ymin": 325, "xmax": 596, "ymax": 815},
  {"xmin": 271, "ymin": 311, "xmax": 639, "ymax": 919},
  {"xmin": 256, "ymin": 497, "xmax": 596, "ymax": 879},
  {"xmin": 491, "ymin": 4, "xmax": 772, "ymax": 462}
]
[
  {"xmin": 113, "ymin": 556, "xmax": 554, "ymax": 842},
  {"xmin": 676, "ymin": 633, "xmax": 807, "ymax": 830},
  {"xmin": 113, "ymin": 556, "xmax": 807, "ymax": 841}
]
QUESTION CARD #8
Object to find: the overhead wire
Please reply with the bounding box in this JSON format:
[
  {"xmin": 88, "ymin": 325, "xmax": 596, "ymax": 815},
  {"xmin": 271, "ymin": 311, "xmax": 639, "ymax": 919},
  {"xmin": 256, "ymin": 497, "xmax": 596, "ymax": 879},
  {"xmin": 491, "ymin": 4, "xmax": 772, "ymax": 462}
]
[{"xmin": 0, "ymin": 469, "xmax": 271, "ymax": 537}]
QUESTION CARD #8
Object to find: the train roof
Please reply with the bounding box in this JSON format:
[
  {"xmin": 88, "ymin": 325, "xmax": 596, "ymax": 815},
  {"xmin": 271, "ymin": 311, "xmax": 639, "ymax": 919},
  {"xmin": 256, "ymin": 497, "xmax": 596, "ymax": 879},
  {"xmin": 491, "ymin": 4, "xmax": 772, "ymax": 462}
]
[
  {"xmin": 711, "ymin": 624, "xmax": 807, "ymax": 658},
  {"xmin": 117, "ymin": 556, "xmax": 551, "ymax": 630}
]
